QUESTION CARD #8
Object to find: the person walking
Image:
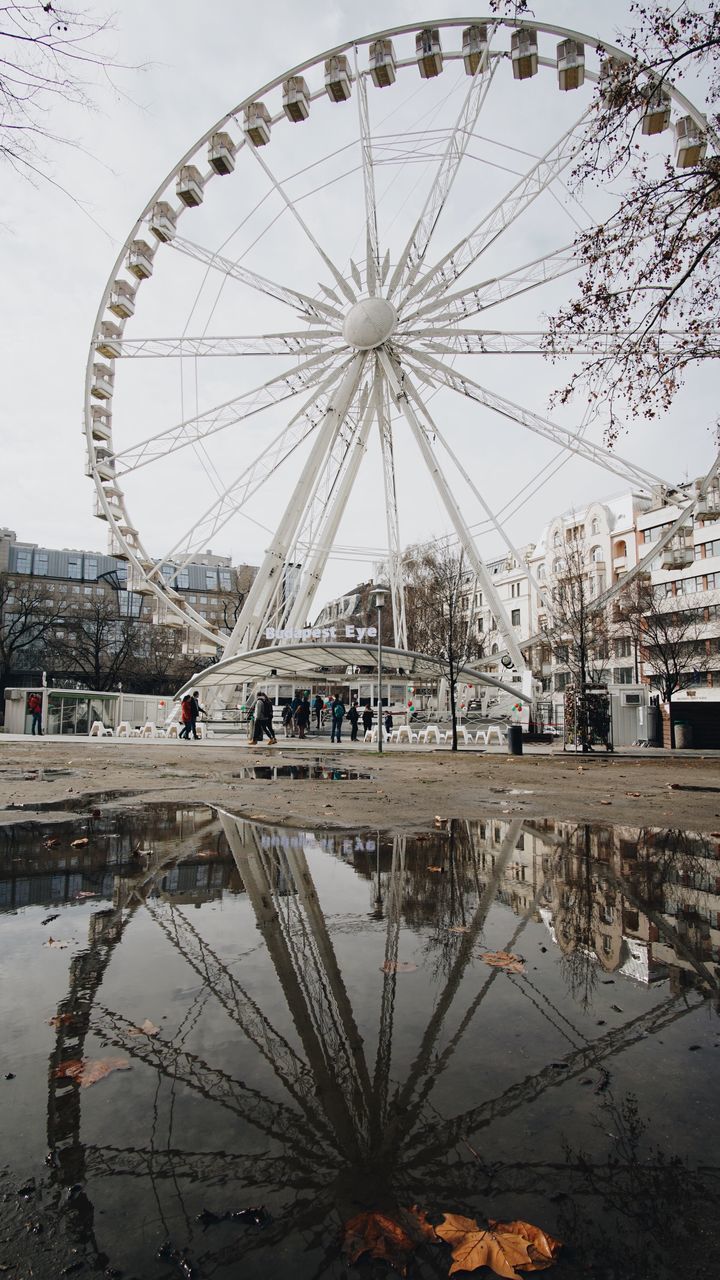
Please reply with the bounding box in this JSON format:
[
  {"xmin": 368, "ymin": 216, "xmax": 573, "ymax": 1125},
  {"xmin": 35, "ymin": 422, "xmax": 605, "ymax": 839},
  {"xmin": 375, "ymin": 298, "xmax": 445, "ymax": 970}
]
[
  {"xmin": 179, "ymin": 694, "xmax": 193, "ymax": 740},
  {"xmin": 187, "ymin": 689, "xmax": 206, "ymax": 741},
  {"xmin": 281, "ymin": 702, "xmax": 294, "ymax": 738},
  {"xmin": 362, "ymin": 705, "xmax": 373, "ymax": 737},
  {"xmin": 27, "ymin": 692, "xmax": 42, "ymax": 736},
  {"xmin": 347, "ymin": 701, "xmax": 359, "ymax": 742},
  {"xmin": 253, "ymin": 691, "xmax": 277, "ymax": 745},
  {"xmin": 312, "ymin": 693, "xmax": 323, "ymax": 733},
  {"xmin": 384, "ymin": 710, "xmax": 394, "ymax": 739},
  {"xmin": 330, "ymin": 695, "xmax": 346, "ymax": 744},
  {"xmin": 296, "ymin": 695, "xmax": 310, "ymax": 740}
]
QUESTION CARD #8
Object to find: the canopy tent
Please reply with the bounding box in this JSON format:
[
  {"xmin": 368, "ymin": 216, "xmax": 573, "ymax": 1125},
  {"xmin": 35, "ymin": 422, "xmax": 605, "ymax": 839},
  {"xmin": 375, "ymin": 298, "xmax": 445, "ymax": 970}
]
[{"xmin": 176, "ymin": 643, "xmax": 531, "ymax": 703}]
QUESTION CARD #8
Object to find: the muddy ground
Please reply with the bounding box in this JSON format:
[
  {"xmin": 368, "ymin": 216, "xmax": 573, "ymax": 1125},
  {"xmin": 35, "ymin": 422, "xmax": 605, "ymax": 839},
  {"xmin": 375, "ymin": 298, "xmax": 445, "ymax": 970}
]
[{"xmin": 1, "ymin": 737, "xmax": 720, "ymax": 831}]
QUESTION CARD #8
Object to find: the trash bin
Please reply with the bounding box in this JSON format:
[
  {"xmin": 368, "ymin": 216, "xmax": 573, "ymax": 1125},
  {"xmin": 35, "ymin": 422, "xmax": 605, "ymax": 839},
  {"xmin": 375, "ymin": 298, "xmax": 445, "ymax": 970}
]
[
  {"xmin": 674, "ymin": 721, "xmax": 693, "ymax": 749},
  {"xmin": 507, "ymin": 724, "xmax": 523, "ymax": 755}
]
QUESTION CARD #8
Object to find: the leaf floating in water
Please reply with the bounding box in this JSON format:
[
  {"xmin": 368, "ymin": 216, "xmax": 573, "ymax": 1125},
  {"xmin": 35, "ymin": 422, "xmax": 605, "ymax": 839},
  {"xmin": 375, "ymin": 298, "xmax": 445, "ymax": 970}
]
[
  {"xmin": 380, "ymin": 961, "xmax": 418, "ymax": 974},
  {"xmin": 435, "ymin": 1213, "xmax": 561, "ymax": 1277},
  {"xmin": 480, "ymin": 951, "xmax": 525, "ymax": 974},
  {"xmin": 127, "ymin": 1019, "xmax": 160, "ymax": 1038},
  {"xmin": 342, "ymin": 1206, "xmax": 437, "ymax": 1274},
  {"xmin": 70, "ymin": 838, "xmax": 89, "ymax": 848},
  {"xmin": 43, "ymin": 837, "xmax": 60, "ymax": 849},
  {"xmin": 48, "ymin": 1013, "xmax": 76, "ymax": 1028},
  {"xmin": 54, "ymin": 1057, "xmax": 131, "ymax": 1088}
]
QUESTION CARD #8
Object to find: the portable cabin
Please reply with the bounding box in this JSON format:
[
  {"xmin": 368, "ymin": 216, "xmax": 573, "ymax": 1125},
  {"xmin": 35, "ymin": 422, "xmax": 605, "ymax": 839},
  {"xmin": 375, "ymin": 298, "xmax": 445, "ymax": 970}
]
[
  {"xmin": 416, "ymin": 28, "xmax": 443, "ymax": 79},
  {"xmin": 462, "ymin": 25, "xmax": 488, "ymax": 76},
  {"xmin": 96, "ymin": 321, "xmax": 122, "ymax": 360},
  {"xmin": 369, "ymin": 39, "xmax": 397, "ymax": 87},
  {"xmin": 91, "ymin": 363, "xmax": 114, "ymax": 401},
  {"xmin": 244, "ymin": 102, "xmax": 272, "ymax": 145},
  {"xmin": 556, "ymin": 38, "xmax": 584, "ymax": 91},
  {"xmin": 108, "ymin": 279, "xmax": 136, "ymax": 319},
  {"xmin": 208, "ymin": 131, "xmax": 236, "ymax": 175},
  {"xmin": 641, "ymin": 87, "xmax": 671, "ymax": 135},
  {"xmin": 282, "ymin": 76, "xmax": 311, "ymax": 121},
  {"xmin": 90, "ymin": 406, "xmax": 111, "ymax": 442},
  {"xmin": 149, "ymin": 201, "xmax": 177, "ymax": 243},
  {"xmin": 325, "ymin": 55, "xmax": 352, "ymax": 102},
  {"xmin": 127, "ymin": 239, "xmax": 154, "ymax": 280},
  {"xmin": 675, "ymin": 116, "xmax": 707, "ymax": 167},
  {"xmin": 511, "ymin": 28, "xmax": 538, "ymax": 81},
  {"xmin": 176, "ymin": 165, "xmax": 205, "ymax": 207}
]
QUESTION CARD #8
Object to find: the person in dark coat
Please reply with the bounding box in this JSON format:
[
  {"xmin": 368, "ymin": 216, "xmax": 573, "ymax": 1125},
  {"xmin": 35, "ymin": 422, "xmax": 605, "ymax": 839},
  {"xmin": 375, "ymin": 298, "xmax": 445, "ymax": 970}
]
[
  {"xmin": 312, "ymin": 693, "xmax": 323, "ymax": 732},
  {"xmin": 347, "ymin": 702, "xmax": 359, "ymax": 741},
  {"xmin": 295, "ymin": 696, "xmax": 311, "ymax": 740},
  {"xmin": 330, "ymin": 696, "xmax": 345, "ymax": 743},
  {"xmin": 362, "ymin": 705, "xmax": 373, "ymax": 736},
  {"xmin": 384, "ymin": 711, "xmax": 394, "ymax": 737}
]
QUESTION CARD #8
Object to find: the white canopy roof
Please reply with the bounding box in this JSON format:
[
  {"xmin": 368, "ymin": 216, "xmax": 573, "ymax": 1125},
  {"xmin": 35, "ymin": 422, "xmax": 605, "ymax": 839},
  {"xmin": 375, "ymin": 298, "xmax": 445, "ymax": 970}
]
[{"xmin": 177, "ymin": 643, "xmax": 530, "ymax": 702}]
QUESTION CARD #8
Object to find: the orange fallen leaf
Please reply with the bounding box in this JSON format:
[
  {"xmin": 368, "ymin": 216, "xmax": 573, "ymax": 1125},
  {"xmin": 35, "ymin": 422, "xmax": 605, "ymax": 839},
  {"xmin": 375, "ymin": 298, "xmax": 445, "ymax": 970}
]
[
  {"xmin": 436, "ymin": 1213, "xmax": 561, "ymax": 1277},
  {"xmin": 54, "ymin": 1057, "xmax": 131, "ymax": 1088},
  {"xmin": 380, "ymin": 961, "xmax": 418, "ymax": 974},
  {"xmin": 70, "ymin": 838, "xmax": 89, "ymax": 848},
  {"xmin": 48, "ymin": 1013, "xmax": 76, "ymax": 1027},
  {"xmin": 427, "ymin": 865, "xmax": 444, "ymax": 873},
  {"xmin": 127, "ymin": 1019, "xmax": 160, "ymax": 1038},
  {"xmin": 479, "ymin": 951, "xmax": 525, "ymax": 974},
  {"xmin": 342, "ymin": 1206, "xmax": 436, "ymax": 1275}
]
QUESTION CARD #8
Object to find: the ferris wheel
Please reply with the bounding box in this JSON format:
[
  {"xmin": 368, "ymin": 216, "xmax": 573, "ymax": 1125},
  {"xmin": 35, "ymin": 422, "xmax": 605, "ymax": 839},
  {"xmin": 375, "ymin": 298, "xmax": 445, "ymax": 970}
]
[{"xmin": 85, "ymin": 17, "xmax": 715, "ymax": 673}]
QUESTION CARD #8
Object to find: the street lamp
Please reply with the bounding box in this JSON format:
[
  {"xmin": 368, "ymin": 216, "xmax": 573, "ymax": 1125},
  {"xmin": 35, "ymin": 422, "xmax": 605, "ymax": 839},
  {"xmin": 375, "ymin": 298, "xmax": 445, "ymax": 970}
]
[{"xmin": 373, "ymin": 588, "xmax": 387, "ymax": 755}]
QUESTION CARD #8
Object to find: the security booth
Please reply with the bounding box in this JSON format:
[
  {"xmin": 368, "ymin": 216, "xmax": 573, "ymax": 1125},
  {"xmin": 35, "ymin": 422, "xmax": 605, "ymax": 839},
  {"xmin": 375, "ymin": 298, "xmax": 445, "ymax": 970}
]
[{"xmin": 3, "ymin": 687, "xmax": 120, "ymax": 735}]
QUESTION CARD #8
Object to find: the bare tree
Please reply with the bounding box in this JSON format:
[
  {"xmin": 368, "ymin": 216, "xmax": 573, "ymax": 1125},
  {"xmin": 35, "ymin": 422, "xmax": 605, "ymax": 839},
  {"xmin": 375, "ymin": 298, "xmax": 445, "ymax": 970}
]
[
  {"xmin": 541, "ymin": 528, "xmax": 610, "ymax": 751},
  {"xmin": 542, "ymin": 3, "xmax": 720, "ymax": 438},
  {"xmin": 402, "ymin": 543, "xmax": 483, "ymax": 750},
  {"xmin": 0, "ymin": 571, "xmax": 64, "ymax": 689},
  {"xmin": 51, "ymin": 596, "xmax": 139, "ymax": 690},
  {"xmin": 616, "ymin": 576, "xmax": 708, "ymax": 740},
  {"xmin": 128, "ymin": 623, "xmax": 197, "ymax": 695},
  {"xmin": 1, "ymin": 2, "xmax": 115, "ymax": 178}
]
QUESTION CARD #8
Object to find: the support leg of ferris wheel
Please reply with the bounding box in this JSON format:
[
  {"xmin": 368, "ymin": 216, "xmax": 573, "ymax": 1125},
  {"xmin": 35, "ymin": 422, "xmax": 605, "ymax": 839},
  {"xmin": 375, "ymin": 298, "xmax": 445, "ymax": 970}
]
[
  {"xmin": 284, "ymin": 387, "xmax": 376, "ymax": 632},
  {"xmin": 376, "ymin": 368, "xmax": 407, "ymax": 649},
  {"xmin": 222, "ymin": 354, "xmax": 366, "ymax": 656},
  {"xmin": 378, "ymin": 349, "xmax": 526, "ymax": 673}
]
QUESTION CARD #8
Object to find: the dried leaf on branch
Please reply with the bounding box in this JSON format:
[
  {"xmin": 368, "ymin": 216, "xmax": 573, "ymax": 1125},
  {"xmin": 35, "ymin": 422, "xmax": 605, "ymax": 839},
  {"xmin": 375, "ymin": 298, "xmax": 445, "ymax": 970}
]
[
  {"xmin": 342, "ymin": 1206, "xmax": 437, "ymax": 1275},
  {"xmin": 479, "ymin": 951, "xmax": 525, "ymax": 973},
  {"xmin": 436, "ymin": 1213, "xmax": 561, "ymax": 1277},
  {"xmin": 54, "ymin": 1057, "xmax": 131, "ymax": 1088}
]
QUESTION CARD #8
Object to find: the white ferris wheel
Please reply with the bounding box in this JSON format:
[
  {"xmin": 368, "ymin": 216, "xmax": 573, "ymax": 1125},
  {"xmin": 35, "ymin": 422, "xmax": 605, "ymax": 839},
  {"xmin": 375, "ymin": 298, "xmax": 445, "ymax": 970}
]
[{"xmin": 84, "ymin": 17, "xmax": 715, "ymax": 682}]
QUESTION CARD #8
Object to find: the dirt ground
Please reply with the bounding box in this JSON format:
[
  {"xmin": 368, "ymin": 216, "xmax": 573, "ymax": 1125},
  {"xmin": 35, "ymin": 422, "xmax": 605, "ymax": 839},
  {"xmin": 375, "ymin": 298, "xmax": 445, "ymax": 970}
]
[{"xmin": 1, "ymin": 736, "xmax": 720, "ymax": 832}]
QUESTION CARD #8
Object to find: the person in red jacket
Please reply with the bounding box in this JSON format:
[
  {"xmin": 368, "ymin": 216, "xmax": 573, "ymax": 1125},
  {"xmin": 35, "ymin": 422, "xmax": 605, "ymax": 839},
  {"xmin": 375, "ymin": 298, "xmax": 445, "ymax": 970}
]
[{"xmin": 27, "ymin": 693, "xmax": 42, "ymax": 736}]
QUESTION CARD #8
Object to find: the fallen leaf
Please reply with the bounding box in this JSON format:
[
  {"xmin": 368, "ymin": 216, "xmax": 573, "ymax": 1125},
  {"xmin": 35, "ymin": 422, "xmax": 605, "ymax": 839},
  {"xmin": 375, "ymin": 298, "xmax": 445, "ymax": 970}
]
[
  {"xmin": 380, "ymin": 961, "xmax": 418, "ymax": 974},
  {"xmin": 449, "ymin": 925, "xmax": 469, "ymax": 934},
  {"xmin": 70, "ymin": 838, "xmax": 89, "ymax": 848},
  {"xmin": 44, "ymin": 937, "xmax": 69, "ymax": 949},
  {"xmin": 427, "ymin": 865, "xmax": 444, "ymax": 873},
  {"xmin": 626, "ymin": 792, "xmax": 642, "ymax": 798},
  {"xmin": 342, "ymin": 1206, "xmax": 436, "ymax": 1275},
  {"xmin": 48, "ymin": 1013, "xmax": 76, "ymax": 1028},
  {"xmin": 599, "ymin": 800, "xmax": 612, "ymax": 806},
  {"xmin": 436, "ymin": 1214, "xmax": 561, "ymax": 1278},
  {"xmin": 43, "ymin": 837, "xmax": 60, "ymax": 849},
  {"xmin": 127, "ymin": 1019, "xmax": 160, "ymax": 1038},
  {"xmin": 54, "ymin": 1057, "xmax": 131, "ymax": 1088},
  {"xmin": 480, "ymin": 951, "xmax": 525, "ymax": 974}
]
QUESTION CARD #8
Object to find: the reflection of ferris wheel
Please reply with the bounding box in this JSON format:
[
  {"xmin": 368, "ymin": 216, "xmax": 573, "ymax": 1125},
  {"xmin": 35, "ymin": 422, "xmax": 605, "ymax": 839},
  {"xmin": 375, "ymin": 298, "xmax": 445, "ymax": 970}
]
[{"xmin": 85, "ymin": 17, "xmax": 712, "ymax": 670}]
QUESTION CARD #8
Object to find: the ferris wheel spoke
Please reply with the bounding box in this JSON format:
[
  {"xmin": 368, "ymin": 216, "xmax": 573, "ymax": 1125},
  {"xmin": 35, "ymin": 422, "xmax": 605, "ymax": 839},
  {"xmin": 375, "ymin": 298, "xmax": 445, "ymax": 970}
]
[
  {"xmin": 375, "ymin": 366, "xmax": 407, "ymax": 649},
  {"xmin": 355, "ymin": 50, "xmax": 381, "ymax": 296},
  {"xmin": 111, "ymin": 349, "xmax": 338, "ymax": 477},
  {"xmin": 149, "ymin": 362, "xmax": 351, "ymax": 589},
  {"xmin": 406, "ymin": 348, "xmax": 666, "ymax": 491},
  {"xmin": 387, "ymin": 26, "xmax": 499, "ymax": 303},
  {"xmin": 107, "ymin": 333, "xmax": 343, "ymax": 358},
  {"xmin": 169, "ymin": 236, "xmax": 344, "ymax": 324},
  {"xmin": 378, "ymin": 347, "xmax": 527, "ymax": 673},
  {"xmin": 283, "ymin": 382, "xmax": 376, "ymax": 631},
  {"xmin": 223, "ymin": 354, "xmax": 367, "ymax": 654},
  {"xmin": 247, "ymin": 141, "xmax": 357, "ymax": 306},
  {"xmin": 399, "ymin": 329, "xmax": 714, "ymax": 358},
  {"xmin": 399, "ymin": 244, "xmax": 578, "ymax": 328},
  {"xmin": 403, "ymin": 107, "xmax": 592, "ymax": 309}
]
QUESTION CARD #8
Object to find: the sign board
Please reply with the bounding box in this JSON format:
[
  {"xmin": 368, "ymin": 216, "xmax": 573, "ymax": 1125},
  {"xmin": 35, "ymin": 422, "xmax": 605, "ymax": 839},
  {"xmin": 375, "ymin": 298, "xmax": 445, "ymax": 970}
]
[{"xmin": 265, "ymin": 624, "xmax": 378, "ymax": 643}]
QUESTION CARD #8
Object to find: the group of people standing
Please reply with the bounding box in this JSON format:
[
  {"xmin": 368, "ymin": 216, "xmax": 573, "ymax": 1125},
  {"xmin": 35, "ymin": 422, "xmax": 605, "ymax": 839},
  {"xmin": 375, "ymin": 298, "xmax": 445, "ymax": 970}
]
[{"xmin": 248, "ymin": 691, "xmax": 393, "ymax": 746}]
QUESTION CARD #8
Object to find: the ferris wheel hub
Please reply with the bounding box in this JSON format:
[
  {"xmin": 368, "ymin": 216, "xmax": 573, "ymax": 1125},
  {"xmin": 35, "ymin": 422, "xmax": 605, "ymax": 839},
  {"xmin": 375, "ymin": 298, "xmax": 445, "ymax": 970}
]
[{"xmin": 342, "ymin": 296, "xmax": 397, "ymax": 350}]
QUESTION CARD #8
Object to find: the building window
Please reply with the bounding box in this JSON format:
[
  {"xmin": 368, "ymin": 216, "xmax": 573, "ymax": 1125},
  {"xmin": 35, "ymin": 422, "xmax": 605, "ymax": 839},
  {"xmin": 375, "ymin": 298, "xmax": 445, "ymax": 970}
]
[
  {"xmin": 554, "ymin": 671, "xmax": 570, "ymax": 691},
  {"xmin": 67, "ymin": 556, "xmax": 82, "ymax": 579},
  {"xmin": 590, "ymin": 545, "xmax": 604, "ymax": 563},
  {"xmin": 615, "ymin": 636, "xmax": 632, "ymax": 658},
  {"xmin": 476, "ymin": 591, "xmax": 483, "ymax": 607},
  {"xmin": 205, "ymin": 569, "xmax": 218, "ymax": 590},
  {"xmin": 84, "ymin": 586, "xmax": 93, "ymax": 596},
  {"xmin": 117, "ymin": 591, "xmax": 142, "ymax": 618},
  {"xmin": 612, "ymin": 667, "xmax": 634, "ymax": 684},
  {"xmin": 477, "ymin": 618, "xmax": 484, "ymax": 633},
  {"xmin": 219, "ymin": 570, "xmax": 232, "ymax": 591},
  {"xmin": 175, "ymin": 568, "xmax": 189, "ymax": 589},
  {"xmin": 591, "ymin": 517, "xmax": 600, "ymax": 535},
  {"xmin": 511, "ymin": 609, "xmax": 521, "ymax": 626},
  {"xmin": 15, "ymin": 549, "xmax": 32, "ymax": 574},
  {"xmin": 33, "ymin": 551, "xmax": 48, "ymax": 576},
  {"xmin": 84, "ymin": 557, "xmax": 97, "ymax": 580}
]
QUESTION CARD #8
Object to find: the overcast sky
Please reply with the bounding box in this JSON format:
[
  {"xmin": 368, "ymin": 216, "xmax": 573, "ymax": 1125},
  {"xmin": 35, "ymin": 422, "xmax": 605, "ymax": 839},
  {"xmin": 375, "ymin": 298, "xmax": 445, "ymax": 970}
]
[{"xmin": 1, "ymin": 0, "xmax": 715, "ymax": 612}]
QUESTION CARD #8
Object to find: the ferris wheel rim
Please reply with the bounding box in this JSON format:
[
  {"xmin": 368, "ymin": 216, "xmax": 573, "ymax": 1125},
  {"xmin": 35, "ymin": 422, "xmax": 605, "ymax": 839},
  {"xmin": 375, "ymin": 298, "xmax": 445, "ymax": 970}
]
[{"xmin": 84, "ymin": 15, "xmax": 716, "ymax": 649}]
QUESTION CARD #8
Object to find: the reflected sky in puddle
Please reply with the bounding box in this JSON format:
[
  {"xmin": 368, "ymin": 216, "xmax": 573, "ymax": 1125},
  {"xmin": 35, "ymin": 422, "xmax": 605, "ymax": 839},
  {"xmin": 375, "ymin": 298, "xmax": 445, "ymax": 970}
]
[{"xmin": 1, "ymin": 807, "xmax": 719, "ymax": 1279}]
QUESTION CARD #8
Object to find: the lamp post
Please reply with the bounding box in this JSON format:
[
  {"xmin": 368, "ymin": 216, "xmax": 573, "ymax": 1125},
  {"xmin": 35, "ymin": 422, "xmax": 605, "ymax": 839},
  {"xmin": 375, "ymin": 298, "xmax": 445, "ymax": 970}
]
[{"xmin": 373, "ymin": 588, "xmax": 387, "ymax": 755}]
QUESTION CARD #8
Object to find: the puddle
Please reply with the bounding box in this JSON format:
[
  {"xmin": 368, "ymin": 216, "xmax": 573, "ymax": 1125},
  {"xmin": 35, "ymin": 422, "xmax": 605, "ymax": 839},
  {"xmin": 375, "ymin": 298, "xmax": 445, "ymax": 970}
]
[
  {"xmin": 231, "ymin": 763, "xmax": 371, "ymax": 781},
  {"xmin": 1, "ymin": 809, "xmax": 718, "ymax": 1279}
]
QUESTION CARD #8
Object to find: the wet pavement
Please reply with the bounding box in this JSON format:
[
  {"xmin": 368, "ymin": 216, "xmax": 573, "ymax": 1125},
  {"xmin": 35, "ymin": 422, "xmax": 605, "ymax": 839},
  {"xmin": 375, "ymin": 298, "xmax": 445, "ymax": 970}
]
[{"xmin": 1, "ymin": 804, "xmax": 719, "ymax": 1278}]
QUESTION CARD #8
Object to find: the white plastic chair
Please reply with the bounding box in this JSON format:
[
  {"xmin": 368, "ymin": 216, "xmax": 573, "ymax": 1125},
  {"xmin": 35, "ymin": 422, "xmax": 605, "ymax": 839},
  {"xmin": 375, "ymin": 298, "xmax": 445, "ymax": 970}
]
[
  {"xmin": 165, "ymin": 723, "xmax": 179, "ymax": 739},
  {"xmin": 423, "ymin": 724, "xmax": 441, "ymax": 745},
  {"xmin": 115, "ymin": 721, "xmax": 130, "ymax": 738},
  {"xmin": 89, "ymin": 721, "xmax": 112, "ymax": 737},
  {"xmin": 140, "ymin": 722, "xmax": 157, "ymax": 738},
  {"xmin": 487, "ymin": 725, "xmax": 504, "ymax": 746}
]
